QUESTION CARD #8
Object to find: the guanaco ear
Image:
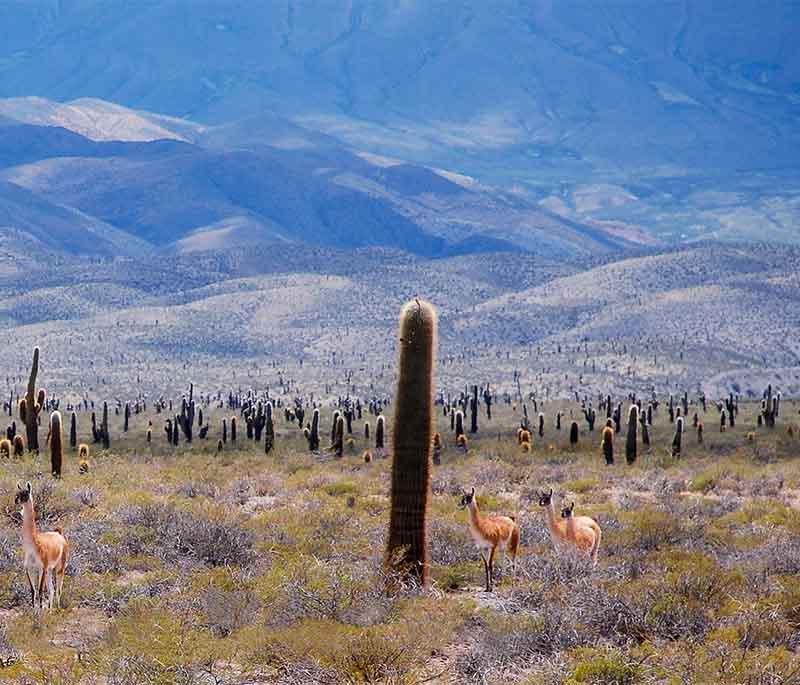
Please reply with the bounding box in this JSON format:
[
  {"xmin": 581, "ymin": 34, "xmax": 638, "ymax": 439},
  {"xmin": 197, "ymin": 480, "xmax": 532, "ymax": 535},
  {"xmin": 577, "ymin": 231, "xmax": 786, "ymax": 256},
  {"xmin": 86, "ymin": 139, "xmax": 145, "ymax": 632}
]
[
  {"xmin": 570, "ymin": 501, "xmax": 575, "ymax": 512},
  {"xmin": 470, "ymin": 487, "xmax": 475, "ymax": 497},
  {"xmin": 548, "ymin": 487, "xmax": 553, "ymax": 497},
  {"xmin": 26, "ymin": 481, "xmax": 32, "ymax": 493},
  {"xmin": 15, "ymin": 481, "xmax": 22, "ymax": 491}
]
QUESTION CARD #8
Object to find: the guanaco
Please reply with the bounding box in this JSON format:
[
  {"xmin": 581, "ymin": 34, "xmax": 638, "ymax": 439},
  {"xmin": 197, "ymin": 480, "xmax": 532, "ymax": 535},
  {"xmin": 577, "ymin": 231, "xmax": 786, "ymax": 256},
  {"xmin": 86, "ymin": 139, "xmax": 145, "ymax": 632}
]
[
  {"xmin": 15, "ymin": 482, "xmax": 69, "ymax": 611},
  {"xmin": 459, "ymin": 487, "xmax": 520, "ymax": 592},
  {"xmin": 560, "ymin": 501, "xmax": 602, "ymax": 566},
  {"xmin": 537, "ymin": 488, "xmax": 602, "ymax": 565}
]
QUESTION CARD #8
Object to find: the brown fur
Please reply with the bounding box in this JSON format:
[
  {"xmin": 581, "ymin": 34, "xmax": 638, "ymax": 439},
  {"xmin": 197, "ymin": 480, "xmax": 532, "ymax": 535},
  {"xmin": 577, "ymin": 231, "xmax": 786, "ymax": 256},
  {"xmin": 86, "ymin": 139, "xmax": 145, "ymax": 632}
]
[
  {"xmin": 461, "ymin": 488, "xmax": 519, "ymax": 592},
  {"xmin": 15, "ymin": 482, "xmax": 69, "ymax": 611},
  {"xmin": 561, "ymin": 501, "xmax": 602, "ymax": 566}
]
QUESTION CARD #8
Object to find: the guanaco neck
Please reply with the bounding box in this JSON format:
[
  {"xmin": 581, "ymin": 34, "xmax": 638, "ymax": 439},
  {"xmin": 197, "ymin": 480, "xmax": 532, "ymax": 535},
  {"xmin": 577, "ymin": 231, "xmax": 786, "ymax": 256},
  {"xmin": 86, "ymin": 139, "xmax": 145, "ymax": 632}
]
[
  {"xmin": 543, "ymin": 501, "xmax": 562, "ymax": 536},
  {"xmin": 467, "ymin": 499, "xmax": 483, "ymax": 527},
  {"xmin": 21, "ymin": 500, "xmax": 37, "ymax": 544}
]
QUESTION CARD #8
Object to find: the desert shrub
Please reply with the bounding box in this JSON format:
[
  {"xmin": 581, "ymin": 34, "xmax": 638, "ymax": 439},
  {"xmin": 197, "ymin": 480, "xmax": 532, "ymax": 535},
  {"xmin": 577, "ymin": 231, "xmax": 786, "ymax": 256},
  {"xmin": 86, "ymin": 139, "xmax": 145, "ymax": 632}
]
[
  {"xmin": 583, "ymin": 590, "xmax": 650, "ymax": 645},
  {"xmin": 457, "ymin": 608, "xmax": 585, "ymax": 679},
  {"xmin": 271, "ymin": 560, "xmax": 394, "ymax": 627},
  {"xmin": 201, "ymin": 584, "xmax": 260, "ymax": 637},
  {"xmin": 430, "ymin": 519, "xmax": 479, "ymax": 565},
  {"xmin": 617, "ymin": 507, "xmax": 689, "ymax": 552},
  {"xmin": 566, "ymin": 648, "xmax": 640, "ymax": 685},
  {"xmin": 176, "ymin": 480, "xmax": 218, "ymax": 500},
  {"xmin": 121, "ymin": 504, "xmax": 254, "ymax": 567},
  {"xmin": 66, "ymin": 519, "xmax": 124, "ymax": 574}
]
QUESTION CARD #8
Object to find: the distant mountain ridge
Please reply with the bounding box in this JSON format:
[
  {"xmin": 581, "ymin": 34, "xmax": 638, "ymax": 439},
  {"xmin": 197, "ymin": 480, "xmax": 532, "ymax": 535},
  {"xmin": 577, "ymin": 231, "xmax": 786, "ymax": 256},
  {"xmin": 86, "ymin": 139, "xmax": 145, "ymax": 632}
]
[{"xmin": 0, "ymin": 113, "xmax": 645, "ymax": 258}]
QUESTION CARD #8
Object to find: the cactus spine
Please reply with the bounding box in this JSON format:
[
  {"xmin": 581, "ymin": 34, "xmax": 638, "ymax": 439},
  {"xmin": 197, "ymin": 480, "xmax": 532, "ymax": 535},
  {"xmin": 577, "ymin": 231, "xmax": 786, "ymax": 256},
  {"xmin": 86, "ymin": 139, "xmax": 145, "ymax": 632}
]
[
  {"xmin": 50, "ymin": 410, "xmax": 63, "ymax": 477},
  {"xmin": 386, "ymin": 299, "xmax": 437, "ymax": 585}
]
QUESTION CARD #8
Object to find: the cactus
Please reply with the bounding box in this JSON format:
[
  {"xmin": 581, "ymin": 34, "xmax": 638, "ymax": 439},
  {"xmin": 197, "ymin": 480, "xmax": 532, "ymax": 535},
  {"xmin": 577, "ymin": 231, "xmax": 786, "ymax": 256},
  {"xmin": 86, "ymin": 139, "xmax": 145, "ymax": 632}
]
[
  {"xmin": 386, "ymin": 299, "xmax": 436, "ymax": 585},
  {"xmin": 124, "ymin": 403, "xmax": 130, "ymax": 432},
  {"xmin": 264, "ymin": 403, "xmax": 275, "ymax": 454},
  {"xmin": 333, "ymin": 415, "xmax": 345, "ymax": 458},
  {"xmin": 697, "ymin": 421, "xmax": 704, "ymax": 443},
  {"xmin": 601, "ymin": 425, "xmax": 614, "ymax": 465},
  {"xmin": 231, "ymin": 416, "xmax": 237, "ymax": 442},
  {"xmin": 50, "ymin": 411, "xmax": 63, "ymax": 477},
  {"xmin": 375, "ymin": 415, "xmax": 385, "ymax": 451},
  {"xmin": 364, "ymin": 421, "xmax": 370, "ymax": 440},
  {"xmin": 0, "ymin": 438, "xmax": 10, "ymax": 458},
  {"xmin": 69, "ymin": 412, "xmax": 77, "ymax": 448},
  {"xmin": 469, "ymin": 385, "xmax": 479, "ymax": 433},
  {"xmin": 432, "ymin": 432, "xmax": 443, "ymax": 465},
  {"xmin": 625, "ymin": 405, "xmax": 638, "ymax": 464},
  {"xmin": 570, "ymin": 421, "xmax": 579, "ymax": 447},
  {"xmin": 672, "ymin": 417, "xmax": 683, "ymax": 457},
  {"xmin": 538, "ymin": 412, "xmax": 544, "ymax": 438},
  {"xmin": 20, "ymin": 347, "xmax": 45, "ymax": 452},
  {"xmin": 222, "ymin": 418, "xmax": 227, "ymax": 444},
  {"xmin": 78, "ymin": 444, "xmax": 89, "ymax": 459},
  {"xmin": 307, "ymin": 409, "xmax": 320, "ymax": 451},
  {"xmin": 101, "ymin": 402, "xmax": 110, "ymax": 449},
  {"xmin": 13, "ymin": 434, "xmax": 24, "ymax": 457},
  {"xmin": 455, "ymin": 410, "xmax": 465, "ymax": 438}
]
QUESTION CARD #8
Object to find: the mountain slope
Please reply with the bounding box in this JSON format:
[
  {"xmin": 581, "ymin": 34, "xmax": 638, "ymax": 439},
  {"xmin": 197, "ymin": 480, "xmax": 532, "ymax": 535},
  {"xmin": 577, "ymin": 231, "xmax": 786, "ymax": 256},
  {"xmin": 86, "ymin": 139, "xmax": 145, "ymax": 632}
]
[{"xmin": 0, "ymin": 1, "xmax": 797, "ymax": 178}]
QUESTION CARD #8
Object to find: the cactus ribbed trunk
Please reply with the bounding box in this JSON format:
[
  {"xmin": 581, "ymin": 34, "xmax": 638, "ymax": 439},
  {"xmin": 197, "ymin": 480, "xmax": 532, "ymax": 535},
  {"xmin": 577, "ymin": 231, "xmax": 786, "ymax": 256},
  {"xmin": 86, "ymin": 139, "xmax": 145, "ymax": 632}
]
[{"xmin": 386, "ymin": 299, "xmax": 437, "ymax": 585}]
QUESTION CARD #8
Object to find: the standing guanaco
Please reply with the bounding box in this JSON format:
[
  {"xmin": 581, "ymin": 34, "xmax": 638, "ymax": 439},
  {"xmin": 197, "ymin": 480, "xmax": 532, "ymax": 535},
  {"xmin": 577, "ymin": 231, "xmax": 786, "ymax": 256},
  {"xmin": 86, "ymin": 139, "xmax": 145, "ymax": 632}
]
[
  {"xmin": 537, "ymin": 488, "xmax": 602, "ymax": 565},
  {"xmin": 459, "ymin": 487, "xmax": 519, "ymax": 592},
  {"xmin": 560, "ymin": 501, "xmax": 602, "ymax": 566},
  {"xmin": 15, "ymin": 482, "xmax": 69, "ymax": 611}
]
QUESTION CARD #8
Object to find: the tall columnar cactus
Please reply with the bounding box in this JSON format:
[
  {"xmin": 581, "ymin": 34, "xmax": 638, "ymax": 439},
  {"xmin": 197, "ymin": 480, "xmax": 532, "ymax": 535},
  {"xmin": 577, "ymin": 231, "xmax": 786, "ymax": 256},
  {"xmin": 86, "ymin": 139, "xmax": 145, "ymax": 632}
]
[
  {"xmin": 763, "ymin": 385, "xmax": 776, "ymax": 428},
  {"xmin": 640, "ymin": 410, "xmax": 650, "ymax": 447},
  {"xmin": 333, "ymin": 415, "xmax": 344, "ymax": 458},
  {"xmin": 570, "ymin": 421, "xmax": 579, "ymax": 447},
  {"xmin": 50, "ymin": 410, "xmax": 63, "ymax": 477},
  {"xmin": 19, "ymin": 347, "xmax": 45, "ymax": 452},
  {"xmin": 601, "ymin": 424, "xmax": 614, "ymax": 465},
  {"xmin": 307, "ymin": 408, "xmax": 320, "ymax": 451},
  {"xmin": 454, "ymin": 410, "xmax": 465, "ymax": 438},
  {"xmin": 625, "ymin": 405, "xmax": 638, "ymax": 464},
  {"xmin": 538, "ymin": 412, "xmax": 545, "ymax": 438},
  {"xmin": 386, "ymin": 299, "xmax": 437, "ymax": 585},
  {"xmin": 102, "ymin": 402, "xmax": 110, "ymax": 449},
  {"xmin": 124, "ymin": 403, "xmax": 130, "ymax": 432},
  {"xmin": 672, "ymin": 417, "xmax": 683, "ymax": 457},
  {"xmin": 331, "ymin": 410, "xmax": 341, "ymax": 446},
  {"xmin": 69, "ymin": 412, "xmax": 77, "ymax": 449},
  {"xmin": 375, "ymin": 414, "xmax": 385, "ymax": 451},
  {"xmin": 230, "ymin": 416, "xmax": 237, "ymax": 442},
  {"xmin": 469, "ymin": 385, "xmax": 478, "ymax": 433},
  {"xmin": 264, "ymin": 403, "xmax": 274, "ymax": 454}
]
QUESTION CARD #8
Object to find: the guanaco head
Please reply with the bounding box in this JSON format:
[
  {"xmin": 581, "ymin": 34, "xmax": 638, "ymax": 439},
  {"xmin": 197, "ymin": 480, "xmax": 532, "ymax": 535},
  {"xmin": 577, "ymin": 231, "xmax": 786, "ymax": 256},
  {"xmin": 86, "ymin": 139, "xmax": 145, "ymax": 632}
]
[
  {"xmin": 458, "ymin": 487, "xmax": 476, "ymax": 509},
  {"xmin": 14, "ymin": 481, "xmax": 31, "ymax": 506},
  {"xmin": 537, "ymin": 487, "xmax": 554, "ymax": 507},
  {"xmin": 561, "ymin": 501, "xmax": 575, "ymax": 519}
]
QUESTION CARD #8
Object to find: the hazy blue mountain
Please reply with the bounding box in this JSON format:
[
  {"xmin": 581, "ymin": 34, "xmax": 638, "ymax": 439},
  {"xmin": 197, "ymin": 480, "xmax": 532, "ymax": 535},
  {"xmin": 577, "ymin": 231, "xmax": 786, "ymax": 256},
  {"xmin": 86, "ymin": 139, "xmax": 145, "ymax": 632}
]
[
  {"xmin": 1, "ymin": 1, "xmax": 798, "ymax": 180},
  {"xmin": 1, "ymin": 120, "xmax": 644, "ymax": 257}
]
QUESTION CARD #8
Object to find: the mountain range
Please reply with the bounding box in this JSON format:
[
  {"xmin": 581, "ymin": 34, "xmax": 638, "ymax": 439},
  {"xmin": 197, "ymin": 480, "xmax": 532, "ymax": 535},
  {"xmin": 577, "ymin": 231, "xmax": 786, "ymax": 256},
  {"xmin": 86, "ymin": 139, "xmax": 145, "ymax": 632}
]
[{"xmin": 0, "ymin": 1, "xmax": 798, "ymax": 255}]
